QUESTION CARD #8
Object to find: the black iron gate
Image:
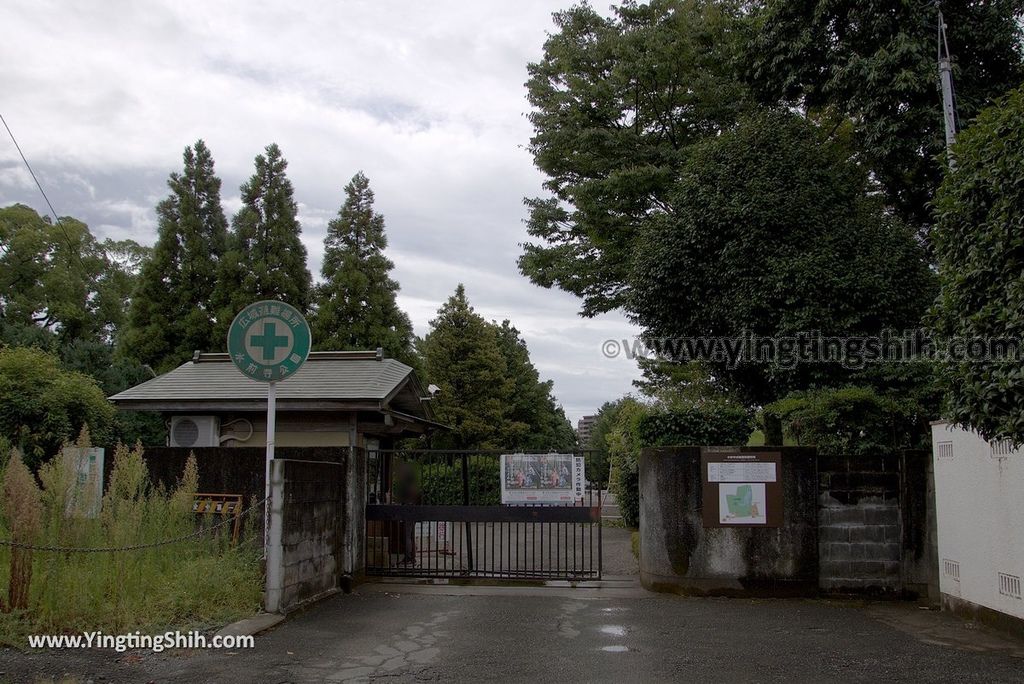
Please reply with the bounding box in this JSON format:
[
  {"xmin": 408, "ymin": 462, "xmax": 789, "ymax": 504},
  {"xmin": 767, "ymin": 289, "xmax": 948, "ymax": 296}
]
[{"xmin": 365, "ymin": 450, "xmax": 603, "ymax": 581}]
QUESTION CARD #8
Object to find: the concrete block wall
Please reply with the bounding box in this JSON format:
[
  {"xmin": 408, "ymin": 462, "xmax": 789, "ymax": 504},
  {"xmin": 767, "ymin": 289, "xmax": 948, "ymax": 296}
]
[
  {"xmin": 278, "ymin": 460, "xmax": 345, "ymax": 611},
  {"xmin": 639, "ymin": 446, "xmax": 936, "ymax": 599},
  {"xmin": 818, "ymin": 455, "xmax": 902, "ymax": 593},
  {"xmin": 264, "ymin": 451, "xmax": 367, "ymax": 613}
]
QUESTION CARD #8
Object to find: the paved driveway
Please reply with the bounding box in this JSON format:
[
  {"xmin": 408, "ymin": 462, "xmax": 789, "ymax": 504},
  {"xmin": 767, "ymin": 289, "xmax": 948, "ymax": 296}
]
[{"xmin": 6, "ymin": 580, "xmax": 1024, "ymax": 683}]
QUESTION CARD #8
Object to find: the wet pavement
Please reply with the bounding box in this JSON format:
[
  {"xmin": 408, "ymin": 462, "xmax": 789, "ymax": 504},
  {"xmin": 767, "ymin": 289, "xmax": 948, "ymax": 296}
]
[
  {"xmin": 6, "ymin": 583, "xmax": 1024, "ymax": 682},
  {"xmin": 4, "ymin": 529, "xmax": 1023, "ymax": 683}
]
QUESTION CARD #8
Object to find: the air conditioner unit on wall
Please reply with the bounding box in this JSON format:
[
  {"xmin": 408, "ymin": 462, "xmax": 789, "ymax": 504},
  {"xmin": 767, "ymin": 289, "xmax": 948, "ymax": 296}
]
[{"xmin": 169, "ymin": 416, "xmax": 221, "ymax": 448}]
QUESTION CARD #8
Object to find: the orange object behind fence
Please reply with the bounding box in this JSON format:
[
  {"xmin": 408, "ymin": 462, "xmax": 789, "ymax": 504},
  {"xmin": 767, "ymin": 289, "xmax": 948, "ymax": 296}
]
[{"xmin": 192, "ymin": 494, "xmax": 244, "ymax": 545}]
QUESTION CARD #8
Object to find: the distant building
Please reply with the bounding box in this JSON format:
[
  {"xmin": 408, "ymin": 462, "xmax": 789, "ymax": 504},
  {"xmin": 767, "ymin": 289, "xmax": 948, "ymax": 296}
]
[{"xmin": 576, "ymin": 415, "xmax": 597, "ymax": 448}]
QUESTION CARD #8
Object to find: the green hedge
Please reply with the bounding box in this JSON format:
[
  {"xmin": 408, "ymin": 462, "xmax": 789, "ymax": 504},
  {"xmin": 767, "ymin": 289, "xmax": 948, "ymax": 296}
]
[
  {"xmin": 608, "ymin": 401, "xmax": 754, "ymax": 528},
  {"xmin": 636, "ymin": 404, "xmax": 754, "ymax": 447},
  {"xmin": 414, "ymin": 458, "xmax": 500, "ymax": 506},
  {"xmin": 762, "ymin": 386, "xmax": 926, "ymax": 456}
]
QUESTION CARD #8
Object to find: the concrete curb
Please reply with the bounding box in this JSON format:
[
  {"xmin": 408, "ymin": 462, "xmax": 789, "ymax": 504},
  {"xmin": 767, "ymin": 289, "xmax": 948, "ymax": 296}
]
[{"xmin": 214, "ymin": 612, "xmax": 286, "ymax": 639}]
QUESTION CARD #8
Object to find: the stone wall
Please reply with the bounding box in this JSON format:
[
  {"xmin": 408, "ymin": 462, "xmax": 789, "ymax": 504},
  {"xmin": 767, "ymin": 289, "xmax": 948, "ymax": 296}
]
[
  {"xmin": 818, "ymin": 453, "xmax": 902, "ymax": 593},
  {"xmin": 817, "ymin": 450, "xmax": 935, "ymax": 599},
  {"xmin": 265, "ymin": 454, "xmax": 367, "ymax": 613},
  {"xmin": 640, "ymin": 446, "xmax": 936, "ymax": 600},
  {"xmin": 275, "ymin": 460, "xmax": 343, "ymax": 611},
  {"xmin": 639, "ymin": 446, "xmax": 820, "ymax": 597}
]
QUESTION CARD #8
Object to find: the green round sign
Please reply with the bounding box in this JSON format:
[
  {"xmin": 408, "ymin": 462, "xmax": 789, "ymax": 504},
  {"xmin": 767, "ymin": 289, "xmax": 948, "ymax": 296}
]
[{"xmin": 227, "ymin": 300, "xmax": 311, "ymax": 383}]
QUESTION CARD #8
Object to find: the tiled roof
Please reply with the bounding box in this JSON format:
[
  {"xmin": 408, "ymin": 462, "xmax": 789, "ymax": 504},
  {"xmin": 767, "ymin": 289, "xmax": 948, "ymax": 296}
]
[{"xmin": 110, "ymin": 352, "xmax": 413, "ymax": 404}]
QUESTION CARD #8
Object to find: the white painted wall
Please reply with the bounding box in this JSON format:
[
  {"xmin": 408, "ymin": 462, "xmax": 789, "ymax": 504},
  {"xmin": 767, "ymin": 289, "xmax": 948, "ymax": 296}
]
[{"xmin": 932, "ymin": 422, "xmax": 1024, "ymax": 620}]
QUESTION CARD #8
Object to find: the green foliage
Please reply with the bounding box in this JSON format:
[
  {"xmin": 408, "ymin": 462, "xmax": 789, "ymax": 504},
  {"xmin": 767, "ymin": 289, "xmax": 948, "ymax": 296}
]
[
  {"xmin": 0, "ymin": 204, "xmax": 147, "ymax": 346},
  {"xmin": 123, "ymin": 140, "xmax": 228, "ymax": 371},
  {"xmin": 313, "ymin": 172, "xmax": 417, "ymax": 365},
  {"xmin": 421, "ymin": 285, "xmax": 515, "ymax": 449},
  {"xmin": 629, "ymin": 110, "xmax": 937, "ymax": 404},
  {"xmin": 214, "ymin": 144, "xmax": 312, "ymax": 335},
  {"xmin": 635, "ymin": 403, "xmax": 753, "ymax": 448},
  {"xmin": 601, "ymin": 397, "xmax": 753, "ymax": 528},
  {"xmin": 932, "ymin": 85, "xmax": 1024, "ymax": 445},
  {"xmin": 0, "ymin": 347, "xmax": 115, "ymax": 470},
  {"xmin": 762, "ymin": 386, "xmax": 928, "ymax": 456},
  {"xmin": 414, "ymin": 458, "xmax": 501, "ymax": 506},
  {"xmin": 492, "ymin": 321, "xmax": 577, "ymax": 451},
  {"xmin": 519, "ymin": 0, "xmax": 752, "ymax": 316},
  {"xmin": 604, "ymin": 398, "xmax": 648, "ymax": 528},
  {"xmin": 0, "ymin": 445, "xmax": 261, "ymax": 641},
  {"xmin": 747, "ymin": 0, "xmax": 1024, "ymax": 236}
]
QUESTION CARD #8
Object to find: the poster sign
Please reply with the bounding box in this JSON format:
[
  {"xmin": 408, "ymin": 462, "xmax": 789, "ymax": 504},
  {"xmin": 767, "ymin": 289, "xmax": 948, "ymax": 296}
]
[
  {"xmin": 701, "ymin": 449, "xmax": 782, "ymax": 527},
  {"xmin": 62, "ymin": 447, "xmax": 104, "ymax": 518},
  {"xmin": 500, "ymin": 453, "xmax": 585, "ymax": 504}
]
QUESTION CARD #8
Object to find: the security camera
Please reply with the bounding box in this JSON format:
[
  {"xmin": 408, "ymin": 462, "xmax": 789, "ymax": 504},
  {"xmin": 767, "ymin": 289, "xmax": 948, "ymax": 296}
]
[{"xmin": 427, "ymin": 384, "xmax": 441, "ymax": 396}]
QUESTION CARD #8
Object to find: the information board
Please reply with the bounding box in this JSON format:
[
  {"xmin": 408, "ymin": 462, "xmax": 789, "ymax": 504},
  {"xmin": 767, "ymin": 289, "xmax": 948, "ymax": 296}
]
[{"xmin": 701, "ymin": 449, "xmax": 782, "ymax": 527}]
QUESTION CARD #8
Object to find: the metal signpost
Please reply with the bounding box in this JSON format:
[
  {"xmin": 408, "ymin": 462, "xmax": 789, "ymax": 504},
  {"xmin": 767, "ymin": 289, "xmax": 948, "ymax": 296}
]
[{"xmin": 226, "ymin": 300, "xmax": 311, "ymax": 558}]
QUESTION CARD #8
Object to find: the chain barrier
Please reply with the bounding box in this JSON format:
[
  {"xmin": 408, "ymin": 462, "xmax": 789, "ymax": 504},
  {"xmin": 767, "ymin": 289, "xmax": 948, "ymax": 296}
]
[{"xmin": 0, "ymin": 497, "xmax": 267, "ymax": 554}]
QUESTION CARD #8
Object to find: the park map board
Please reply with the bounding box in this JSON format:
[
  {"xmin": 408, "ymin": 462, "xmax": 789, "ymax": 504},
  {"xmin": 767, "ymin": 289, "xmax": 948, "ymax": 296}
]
[{"xmin": 701, "ymin": 449, "xmax": 783, "ymax": 528}]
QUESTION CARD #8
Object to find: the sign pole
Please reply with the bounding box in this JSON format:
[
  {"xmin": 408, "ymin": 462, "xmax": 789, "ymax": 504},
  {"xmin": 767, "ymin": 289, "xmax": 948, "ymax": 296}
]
[
  {"xmin": 226, "ymin": 299, "xmax": 310, "ymax": 612},
  {"xmin": 264, "ymin": 380, "xmax": 277, "ymax": 553}
]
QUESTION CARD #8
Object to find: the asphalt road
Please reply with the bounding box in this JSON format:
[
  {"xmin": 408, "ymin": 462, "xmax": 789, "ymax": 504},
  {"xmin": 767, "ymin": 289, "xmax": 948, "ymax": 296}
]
[{"xmin": 6, "ymin": 581, "xmax": 1024, "ymax": 683}]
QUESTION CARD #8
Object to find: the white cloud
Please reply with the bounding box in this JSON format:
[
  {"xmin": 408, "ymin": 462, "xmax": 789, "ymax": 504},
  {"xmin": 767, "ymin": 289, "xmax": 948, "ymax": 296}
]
[{"xmin": 0, "ymin": 0, "xmax": 642, "ymax": 424}]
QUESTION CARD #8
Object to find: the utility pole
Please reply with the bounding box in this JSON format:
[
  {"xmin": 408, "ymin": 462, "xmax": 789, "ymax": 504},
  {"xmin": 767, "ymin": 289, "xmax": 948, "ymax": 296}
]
[{"xmin": 937, "ymin": 4, "xmax": 958, "ymax": 166}]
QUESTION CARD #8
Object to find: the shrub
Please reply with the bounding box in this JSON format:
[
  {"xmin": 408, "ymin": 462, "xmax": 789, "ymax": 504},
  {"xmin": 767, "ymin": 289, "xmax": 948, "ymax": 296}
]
[
  {"xmin": 762, "ymin": 386, "xmax": 927, "ymax": 456},
  {"xmin": 636, "ymin": 403, "xmax": 754, "ymax": 447},
  {"xmin": 415, "ymin": 457, "xmax": 500, "ymax": 506},
  {"xmin": 0, "ymin": 443, "xmax": 261, "ymax": 643},
  {"xmin": 606, "ymin": 400, "xmax": 753, "ymax": 528},
  {"xmin": 932, "ymin": 85, "xmax": 1024, "ymax": 445},
  {"xmin": 0, "ymin": 346, "xmax": 115, "ymax": 470}
]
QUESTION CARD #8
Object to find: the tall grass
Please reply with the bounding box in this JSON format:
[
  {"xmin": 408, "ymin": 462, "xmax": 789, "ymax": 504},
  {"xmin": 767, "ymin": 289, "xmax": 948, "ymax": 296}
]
[{"xmin": 0, "ymin": 438, "xmax": 262, "ymax": 646}]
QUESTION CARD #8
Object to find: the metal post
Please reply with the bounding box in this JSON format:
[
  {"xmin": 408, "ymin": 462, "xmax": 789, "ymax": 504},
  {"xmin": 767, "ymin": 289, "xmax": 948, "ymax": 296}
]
[
  {"xmin": 937, "ymin": 7, "xmax": 958, "ymax": 166},
  {"xmin": 462, "ymin": 453, "xmax": 474, "ymax": 572},
  {"xmin": 264, "ymin": 380, "xmax": 277, "ymax": 554}
]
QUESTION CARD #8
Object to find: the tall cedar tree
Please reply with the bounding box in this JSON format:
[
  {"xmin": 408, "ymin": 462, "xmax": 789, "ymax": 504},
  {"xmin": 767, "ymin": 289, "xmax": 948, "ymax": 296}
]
[
  {"xmin": 313, "ymin": 172, "xmax": 415, "ymax": 364},
  {"xmin": 123, "ymin": 141, "xmax": 227, "ymax": 371},
  {"xmin": 422, "ymin": 286, "xmax": 514, "ymax": 449},
  {"xmin": 214, "ymin": 144, "xmax": 312, "ymax": 338}
]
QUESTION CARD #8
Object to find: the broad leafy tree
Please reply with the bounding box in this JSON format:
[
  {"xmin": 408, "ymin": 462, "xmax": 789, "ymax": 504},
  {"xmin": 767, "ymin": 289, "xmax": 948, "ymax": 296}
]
[
  {"xmin": 0, "ymin": 346, "xmax": 116, "ymax": 470},
  {"xmin": 519, "ymin": 0, "xmax": 752, "ymax": 316},
  {"xmin": 747, "ymin": 0, "xmax": 1024, "ymax": 237},
  {"xmin": 214, "ymin": 144, "xmax": 312, "ymax": 336},
  {"xmin": 628, "ymin": 111, "xmax": 937, "ymax": 404},
  {"xmin": 123, "ymin": 140, "xmax": 228, "ymax": 370},
  {"xmin": 0, "ymin": 204, "xmax": 146, "ymax": 347},
  {"xmin": 313, "ymin": 172, "xmax": 416, "ymax": 364},
  {"xmin": 932, "ymin": 86, "xmax": 1024, "ymax": 444}
]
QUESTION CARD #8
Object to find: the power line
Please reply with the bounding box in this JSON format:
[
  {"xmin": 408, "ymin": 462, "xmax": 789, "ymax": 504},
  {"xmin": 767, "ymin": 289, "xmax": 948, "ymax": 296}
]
[{"xmin": 0, "ymin": 112, "xmax": 91, "ymax": 274}]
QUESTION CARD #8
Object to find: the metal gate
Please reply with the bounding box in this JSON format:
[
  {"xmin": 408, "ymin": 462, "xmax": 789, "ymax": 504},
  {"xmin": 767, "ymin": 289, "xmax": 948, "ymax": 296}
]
[{"xmin": 365, "ymin": 450, "xmax": 603, "ymax": 581}]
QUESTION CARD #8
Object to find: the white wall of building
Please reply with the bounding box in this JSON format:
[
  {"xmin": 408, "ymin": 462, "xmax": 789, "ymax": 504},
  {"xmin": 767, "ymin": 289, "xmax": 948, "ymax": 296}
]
[{"xmin": 932, "ymin": 421, "xmax": 1024, "ymax": 621}]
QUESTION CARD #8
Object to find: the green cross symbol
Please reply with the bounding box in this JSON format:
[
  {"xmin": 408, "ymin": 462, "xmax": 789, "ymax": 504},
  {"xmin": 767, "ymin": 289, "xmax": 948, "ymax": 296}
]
[{"xmin": 250, "ymin": 321, "xmax": 289, "ymax": 360}]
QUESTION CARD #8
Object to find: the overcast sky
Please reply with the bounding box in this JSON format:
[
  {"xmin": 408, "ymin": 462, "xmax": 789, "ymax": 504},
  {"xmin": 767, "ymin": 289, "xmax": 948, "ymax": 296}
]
[{"xmin": 0, "ymin": 0, "xmax": 641, "ymax": 424}]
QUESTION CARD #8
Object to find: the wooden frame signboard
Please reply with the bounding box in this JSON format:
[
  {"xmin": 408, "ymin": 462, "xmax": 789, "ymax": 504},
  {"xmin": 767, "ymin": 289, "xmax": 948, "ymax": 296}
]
[{"xmin": 701, "ymin": 448, "xmax": 783, "ymax": 528}]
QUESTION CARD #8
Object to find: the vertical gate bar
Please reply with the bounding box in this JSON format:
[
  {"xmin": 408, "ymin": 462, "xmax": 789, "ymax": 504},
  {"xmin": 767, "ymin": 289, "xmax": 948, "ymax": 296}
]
[
  {"xmin": 598, "ymin": 483, "xmax": 603, "ymax": 579},
  {"xmin": 462, "ymin": 453, "xmax": 474, "ymax": 573}
]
